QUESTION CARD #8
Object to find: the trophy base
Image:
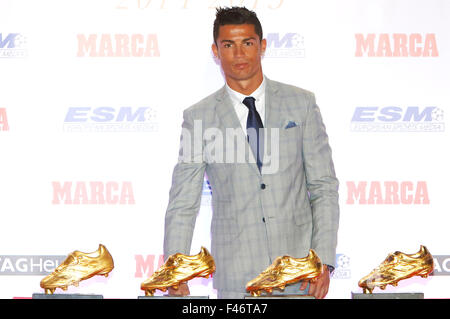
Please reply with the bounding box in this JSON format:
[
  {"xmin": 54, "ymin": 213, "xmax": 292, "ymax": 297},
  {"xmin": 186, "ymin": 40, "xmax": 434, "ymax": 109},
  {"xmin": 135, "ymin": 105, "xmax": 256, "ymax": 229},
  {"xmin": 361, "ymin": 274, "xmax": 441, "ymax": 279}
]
[
  {"xmin": 138, "ymin": 295, "xmax": 209, "ymax": 299},
  {"xmin": 244, "ymin": 294, "xmax": 315, "ymax": 299},
  {"xmin": 32, "ymin": 293, "xmax": 103, "ymax": 299},
  {"xmin": 351, "ymin": 292, "xmax": 424, "ymax": 299}
]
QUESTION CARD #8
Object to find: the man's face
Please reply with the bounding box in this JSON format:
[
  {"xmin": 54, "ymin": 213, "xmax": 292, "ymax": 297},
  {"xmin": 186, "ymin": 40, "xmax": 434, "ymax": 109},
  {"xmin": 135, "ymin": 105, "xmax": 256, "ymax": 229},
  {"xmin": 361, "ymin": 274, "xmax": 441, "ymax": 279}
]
[{"xmin": 212, "ymin": 24, "xmax": 266, "ymax": 85}]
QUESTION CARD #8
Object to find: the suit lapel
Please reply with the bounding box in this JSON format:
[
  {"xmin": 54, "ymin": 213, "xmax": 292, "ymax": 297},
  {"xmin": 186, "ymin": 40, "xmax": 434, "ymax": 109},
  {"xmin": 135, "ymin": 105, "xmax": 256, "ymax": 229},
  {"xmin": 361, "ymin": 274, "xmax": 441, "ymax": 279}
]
[
  {"xmin": 215, "ymin": 86, "xmax": 241, "ymax": 132},
  {"xmin": 262, "ymin": 78, "xmax": 281, "ymax": 174},
  {"xmin": 264, "ymin": 78, "xmax": 281, "ymax": 129},
  {"xmin": 214, "ymin": 78, "xmax": 282, "ymax": 176},
  {"xmin": 214, "ymin": 85, "xmax": 261, "ymax": 177}
]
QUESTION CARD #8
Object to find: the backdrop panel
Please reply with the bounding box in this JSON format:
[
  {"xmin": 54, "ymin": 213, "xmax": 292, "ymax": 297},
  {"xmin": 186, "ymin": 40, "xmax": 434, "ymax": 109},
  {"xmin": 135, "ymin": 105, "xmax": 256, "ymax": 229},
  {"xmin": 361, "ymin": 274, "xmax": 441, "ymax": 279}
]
[{"xmin": 0, "ymin": 0, "xmax": 449, "ymax": 299}]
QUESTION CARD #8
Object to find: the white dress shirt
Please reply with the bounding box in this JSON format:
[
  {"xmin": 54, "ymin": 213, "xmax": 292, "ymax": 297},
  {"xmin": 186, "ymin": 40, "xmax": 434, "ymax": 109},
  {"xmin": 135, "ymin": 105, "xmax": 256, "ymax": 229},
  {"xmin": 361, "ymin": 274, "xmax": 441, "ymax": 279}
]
[{"xmin": 225, "ymin": 77, "xmax": 266, "ymax": 131}]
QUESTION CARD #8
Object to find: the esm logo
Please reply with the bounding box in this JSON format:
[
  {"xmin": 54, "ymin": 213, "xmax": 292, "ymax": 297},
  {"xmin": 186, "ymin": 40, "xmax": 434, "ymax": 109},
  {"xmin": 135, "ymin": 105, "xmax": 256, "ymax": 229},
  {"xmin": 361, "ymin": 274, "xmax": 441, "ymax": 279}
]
[
  {"xmin": 201, "ymin": 177, "xmax": 212, "ymax": 206},
  {"xmin": 63, "ymin": 106, "xmax": 157, "ymax": 132},
  {"xmin": 351, "ymin": 106, "xmax": 444, "ymax": 132},
  {"xmin": 264, "ymin": 33, "xmax": 305, "ymax": 58}
]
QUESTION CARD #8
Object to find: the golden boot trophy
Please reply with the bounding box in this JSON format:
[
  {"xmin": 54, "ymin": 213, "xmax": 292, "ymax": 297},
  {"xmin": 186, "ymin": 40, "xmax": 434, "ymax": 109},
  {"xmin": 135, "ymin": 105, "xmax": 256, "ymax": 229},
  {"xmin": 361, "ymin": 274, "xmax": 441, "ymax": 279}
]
[
  {"xmin": 246, "ymin": 249, "xmax": 323, "ymax": 297},
  {"xmin": 358, "ymin": 245, "xmax": 434, "ymax": 294},
  {"xmin": 40, "ymin": 244, "xmax": 114, "ymax": 294},
  {"xmin": 141, "ymin": 246, "xmax": 215, "ymax": 296}
]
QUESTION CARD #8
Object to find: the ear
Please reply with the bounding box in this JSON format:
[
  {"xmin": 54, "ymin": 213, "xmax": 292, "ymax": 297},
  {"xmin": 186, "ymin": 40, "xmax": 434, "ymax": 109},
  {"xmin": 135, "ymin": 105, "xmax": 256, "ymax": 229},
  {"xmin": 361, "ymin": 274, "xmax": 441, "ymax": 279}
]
[
  {"xmin": 260, "ymin": 38, "xmax": 267, "ymax": 56},
  {"xmin": 212, "ymin": 43, "xmax": 219, "ymax": 58}
]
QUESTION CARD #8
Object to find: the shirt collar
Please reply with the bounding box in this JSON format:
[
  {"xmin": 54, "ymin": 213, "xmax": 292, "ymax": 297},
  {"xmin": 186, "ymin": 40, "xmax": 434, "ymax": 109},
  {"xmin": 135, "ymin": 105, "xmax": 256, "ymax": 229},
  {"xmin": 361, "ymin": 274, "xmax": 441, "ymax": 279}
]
[{"xmin": 226, "ymin": 76, "xmax": 266, "ymax": 105}]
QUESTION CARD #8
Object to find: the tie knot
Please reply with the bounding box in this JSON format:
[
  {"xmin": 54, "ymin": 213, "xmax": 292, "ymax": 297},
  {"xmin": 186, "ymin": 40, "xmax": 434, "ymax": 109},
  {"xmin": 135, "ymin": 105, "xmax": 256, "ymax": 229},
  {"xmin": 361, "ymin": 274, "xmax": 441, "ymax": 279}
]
[{"xmin": 242, "ymin": 97, "xmax": 256, "ymax": 110}]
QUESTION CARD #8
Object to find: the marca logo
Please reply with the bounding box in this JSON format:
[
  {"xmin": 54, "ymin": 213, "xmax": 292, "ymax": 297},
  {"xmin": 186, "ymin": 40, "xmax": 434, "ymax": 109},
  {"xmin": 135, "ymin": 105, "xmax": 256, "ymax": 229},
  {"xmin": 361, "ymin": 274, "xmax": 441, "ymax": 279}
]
[
  {"xmin": 431, "ymin": 256, "xmax": 450, "ymax": 276},
  {"xmin": 265, "ymin": 33, "xmax": 305, "ymax": 58},
  {"xmin": 0, "ymin": 33, "xmax": 27, "ymax": 58},
  {"xmin": 351, "ymin": 106, "xmax": 444, "ymax": 132},
  {"xmin": 355, "ymin": 33, "xmax": 438, "ymax": 57},
  {"xmin": 135, "ymin": 254, "xmax": 164, "ymax": 278},
  {"xmin": 331, "ymin": 254, "xmax": 351, "ymax": 279},
  {"xmin": 63, "ymin": 106, "xmax": 158, "ymax": 132},
  {"xmin": 346, "ymin": 181, "xmax": 430, "ymax": 205},
  {"xmin": 0, "ymin": 108, "xmax": 9, "ymax": 131},
  {"xmin": 0, "ymin": 256, "xmax": 66, "ymax": 275},
  {"xmin": 77, "ymin": 34, "xmax": 160, "ymax": 57},
  {"xmin": 52, "ymin": 181, "xmax": 136, "ymax": 205}
]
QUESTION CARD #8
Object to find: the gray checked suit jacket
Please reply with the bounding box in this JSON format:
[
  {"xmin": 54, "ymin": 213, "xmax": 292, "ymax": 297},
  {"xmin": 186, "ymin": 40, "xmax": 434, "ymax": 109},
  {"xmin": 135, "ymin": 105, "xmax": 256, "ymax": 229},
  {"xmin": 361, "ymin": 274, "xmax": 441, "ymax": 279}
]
[{"xmin": 163, "ymin": 77, "xmax": 339, "ymax": 294}]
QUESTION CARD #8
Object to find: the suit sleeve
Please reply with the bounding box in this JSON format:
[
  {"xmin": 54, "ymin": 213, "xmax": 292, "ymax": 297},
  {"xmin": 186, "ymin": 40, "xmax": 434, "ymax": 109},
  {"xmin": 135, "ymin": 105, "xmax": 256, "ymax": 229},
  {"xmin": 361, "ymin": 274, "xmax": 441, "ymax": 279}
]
[
  {"xmin": 163, "ymin": 108, "xmax": 206, "ymax": 259},
  {"xmin": 302, "ymin": 92, "xmax": 340, "ymax": 268}
]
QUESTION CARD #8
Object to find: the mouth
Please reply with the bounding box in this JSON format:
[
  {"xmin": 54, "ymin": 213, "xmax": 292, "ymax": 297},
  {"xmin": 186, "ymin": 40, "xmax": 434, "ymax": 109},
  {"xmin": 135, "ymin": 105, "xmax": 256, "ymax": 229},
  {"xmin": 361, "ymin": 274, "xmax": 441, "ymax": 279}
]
[{"xmin": 234, "ymin": 62, "xmax": 249, "ymax": 70}]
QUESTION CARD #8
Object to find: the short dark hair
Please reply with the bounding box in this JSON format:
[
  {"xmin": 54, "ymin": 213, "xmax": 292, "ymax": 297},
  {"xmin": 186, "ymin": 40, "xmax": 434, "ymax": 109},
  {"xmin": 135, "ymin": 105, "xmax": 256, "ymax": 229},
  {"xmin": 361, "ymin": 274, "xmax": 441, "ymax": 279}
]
[{"xmin": 213, "ymin": 7, "xmax": 263, "ymax": 45}]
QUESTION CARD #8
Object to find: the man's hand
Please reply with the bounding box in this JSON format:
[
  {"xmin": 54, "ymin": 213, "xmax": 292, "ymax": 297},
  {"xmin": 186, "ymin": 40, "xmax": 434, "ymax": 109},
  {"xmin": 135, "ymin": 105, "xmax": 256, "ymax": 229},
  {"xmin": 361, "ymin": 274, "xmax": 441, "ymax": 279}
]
[
  {"xmin": 299, "ymin": 265, "xmax": 330, "ymax": 299},
  {"xmin": 168, "ymin": 282, "xmax": 190, "ymax": 296}
]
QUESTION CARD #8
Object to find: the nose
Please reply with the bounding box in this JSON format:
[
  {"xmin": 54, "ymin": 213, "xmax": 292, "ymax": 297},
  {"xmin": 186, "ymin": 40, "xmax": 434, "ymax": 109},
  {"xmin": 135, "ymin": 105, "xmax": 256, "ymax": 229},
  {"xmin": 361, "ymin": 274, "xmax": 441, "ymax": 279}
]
[{"xmin": 234, "ymin": 44, "xmax": 245, "ymax": 57}]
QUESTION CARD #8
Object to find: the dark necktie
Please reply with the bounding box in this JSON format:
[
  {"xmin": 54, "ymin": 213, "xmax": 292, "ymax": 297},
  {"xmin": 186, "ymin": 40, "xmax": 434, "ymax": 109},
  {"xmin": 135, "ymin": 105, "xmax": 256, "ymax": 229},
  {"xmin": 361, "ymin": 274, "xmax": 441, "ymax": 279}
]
[{"xmin": 242, "ymin": 96, "xmax": 264, "ymax": 172}]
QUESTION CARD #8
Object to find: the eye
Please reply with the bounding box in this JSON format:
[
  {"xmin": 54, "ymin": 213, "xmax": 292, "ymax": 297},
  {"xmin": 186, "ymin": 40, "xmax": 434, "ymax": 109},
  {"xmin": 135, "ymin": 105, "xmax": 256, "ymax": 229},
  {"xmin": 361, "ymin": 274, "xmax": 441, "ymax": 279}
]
[
  {"xmin": 245, "ymin": 41, "xmax": 254, "ymax": 46},
  {"xmin": 223, "ymin": 43, "xmax": 232, "ymax": 48}
]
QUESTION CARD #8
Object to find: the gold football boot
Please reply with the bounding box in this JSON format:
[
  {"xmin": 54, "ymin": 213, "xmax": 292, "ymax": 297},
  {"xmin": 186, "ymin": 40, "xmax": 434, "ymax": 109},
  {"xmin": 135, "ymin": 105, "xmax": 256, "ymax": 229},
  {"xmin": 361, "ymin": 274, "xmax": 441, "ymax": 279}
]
[
  {"xmin": 141, "ymin": 246, "xmax": 215, "ymax": 296},
  {"xmin": 358, "ymin": 245, "xmax": 434, "ymax": 294},
  {"xmin": 40, "ymin": 244, "xmax": 114, "ymax": 294},
  {"xmin": 246, "ymin": 249, "xmax": 323, "ymax": 297}
]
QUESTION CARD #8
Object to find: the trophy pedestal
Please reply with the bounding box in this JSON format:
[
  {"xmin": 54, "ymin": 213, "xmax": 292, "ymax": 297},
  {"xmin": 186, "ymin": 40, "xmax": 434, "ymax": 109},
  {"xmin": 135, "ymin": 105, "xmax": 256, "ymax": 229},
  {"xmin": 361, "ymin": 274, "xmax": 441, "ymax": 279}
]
[
  {"xmin": 244, "ymin": 294, "xmax": 315, "ymax": 299},
  {"xmin": 32, "ymin": 293, "xmax": 103, "ymax": 299},
  {"xmin": 351, "ymin": 292, "xmax": 424, "ymax": 299},
  {"xmin": 138, "ymin": 295, "xmax": 209, "ymax": 299}
]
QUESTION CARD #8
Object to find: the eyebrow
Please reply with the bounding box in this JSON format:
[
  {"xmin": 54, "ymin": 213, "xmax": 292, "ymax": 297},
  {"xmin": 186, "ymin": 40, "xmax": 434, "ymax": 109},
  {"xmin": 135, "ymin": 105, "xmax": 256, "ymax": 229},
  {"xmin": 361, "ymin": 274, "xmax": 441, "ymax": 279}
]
[{"xmin": 220, "ymin": 37, "xmax": 257, "ymax": 44}]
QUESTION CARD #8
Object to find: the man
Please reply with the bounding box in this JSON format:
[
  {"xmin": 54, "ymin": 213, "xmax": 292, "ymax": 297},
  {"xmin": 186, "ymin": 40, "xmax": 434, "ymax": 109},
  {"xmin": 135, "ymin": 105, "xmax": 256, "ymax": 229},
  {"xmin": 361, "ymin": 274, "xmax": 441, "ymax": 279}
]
[{"xmin": 163, "ymin": 7, "xmax": 339, "ymax": 299}]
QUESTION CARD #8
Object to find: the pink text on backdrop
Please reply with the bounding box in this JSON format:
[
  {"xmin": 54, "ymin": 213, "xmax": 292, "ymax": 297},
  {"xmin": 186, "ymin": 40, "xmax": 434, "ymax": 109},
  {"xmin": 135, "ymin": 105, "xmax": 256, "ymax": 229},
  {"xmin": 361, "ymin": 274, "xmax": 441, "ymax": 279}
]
[
  {"xmin": 346, "ymin": 181, "xmax": 430, "ymax": 204},
  {"xmin": 355, "ymin": 33, "xmax": 438, "ymax": 57},
  {"xmin": 135, "ymin": 254, "xmax": 164, "ymax": 278},
  {"xmin": 0, "ymin": 108, "xmax": 9, "ymax": 131},
  {"xmin": 52, "ymin": 181, "xmax": 136, "ymax": 204},
  {"xmin": 77, "ymin": 34, "xmax": 160, "ymax": 57}
]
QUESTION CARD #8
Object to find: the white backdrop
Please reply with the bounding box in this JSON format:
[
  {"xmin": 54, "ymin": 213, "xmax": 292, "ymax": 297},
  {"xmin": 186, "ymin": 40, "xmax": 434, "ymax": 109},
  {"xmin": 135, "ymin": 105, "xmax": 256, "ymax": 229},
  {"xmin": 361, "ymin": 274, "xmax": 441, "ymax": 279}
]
[{"xmin": 0, "ymin": 0, "xmax": 449, "ymax": 299}]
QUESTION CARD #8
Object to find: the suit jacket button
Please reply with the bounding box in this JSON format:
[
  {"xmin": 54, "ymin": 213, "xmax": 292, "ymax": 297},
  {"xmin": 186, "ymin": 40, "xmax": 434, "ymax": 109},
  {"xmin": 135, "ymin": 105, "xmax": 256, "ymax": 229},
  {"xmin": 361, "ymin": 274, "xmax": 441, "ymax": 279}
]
[{"xmin": 261, "ymin": 183, "xmax": 266, "ymax": 190}]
